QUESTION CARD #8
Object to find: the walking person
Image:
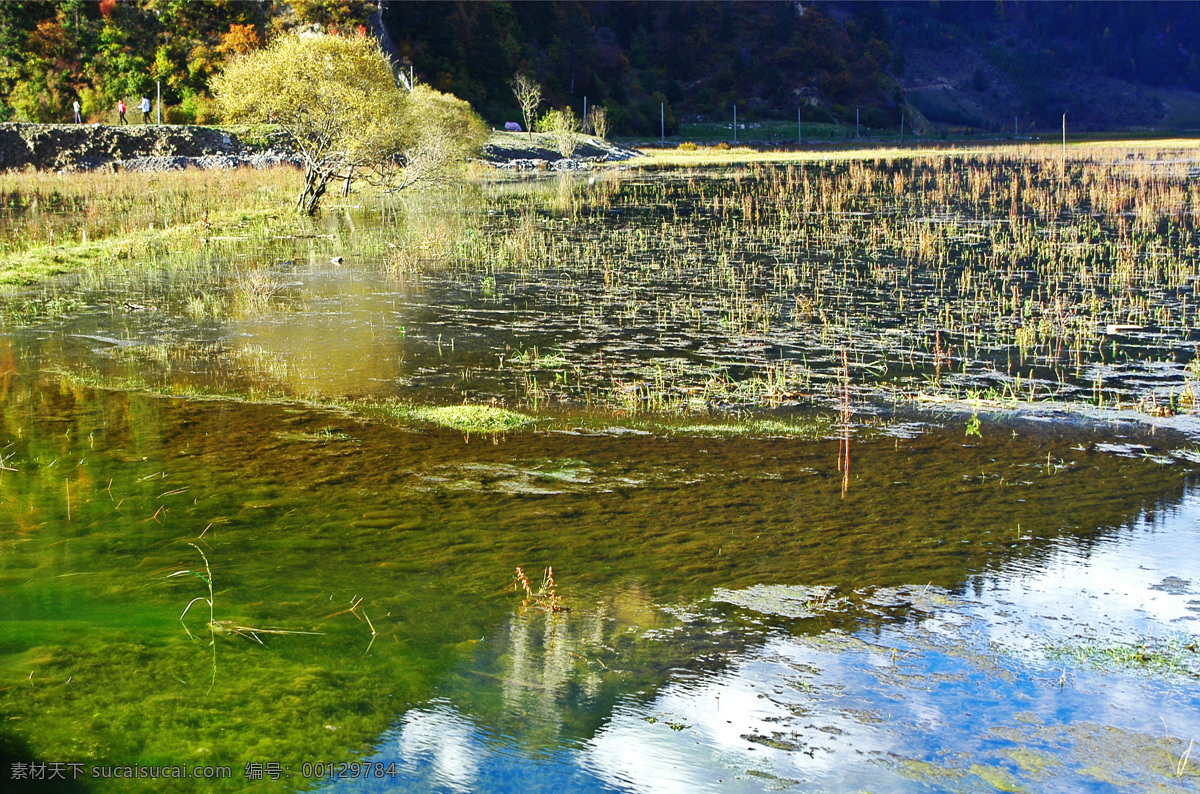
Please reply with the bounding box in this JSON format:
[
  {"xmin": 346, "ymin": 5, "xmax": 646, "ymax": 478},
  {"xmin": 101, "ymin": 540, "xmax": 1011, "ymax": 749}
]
[
  {"xmin": 72, "ymin": 98, "xmax": 81, "ymax": 124},
  {"xmin": 117, "ymin": 99, "xmax": 127, "ymax": 124},
  {"xmin": 139, "ymin": 95, "xmax": 151, "ymax": 124}
]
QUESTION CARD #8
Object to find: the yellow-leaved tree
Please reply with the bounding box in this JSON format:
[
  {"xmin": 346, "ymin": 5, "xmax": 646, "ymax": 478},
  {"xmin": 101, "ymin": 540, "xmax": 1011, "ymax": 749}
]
[
  {"xmin": 212, "ymin": 32, "xmax": 486, "ymax": 213},
  {"xmin": 372, "ymin": 84, "xmax": 489, "ymax": 192}
]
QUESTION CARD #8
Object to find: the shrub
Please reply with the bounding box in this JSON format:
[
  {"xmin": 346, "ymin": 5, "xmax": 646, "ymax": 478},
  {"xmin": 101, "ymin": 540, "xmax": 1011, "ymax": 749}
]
[
  {"xmin": 536, "ymin": 108, "xmax": 580, "ymax": 157},
  {"xmin": 534, "ymin": 109, "xmax": 561, "ymax": 133},
  {"xmin": 587, "ymin": 106, "xmax": 609, "ymax": 138},
  {"xmin": 166, "ymin": 94, "xmax": 220, "ymax": 125}
]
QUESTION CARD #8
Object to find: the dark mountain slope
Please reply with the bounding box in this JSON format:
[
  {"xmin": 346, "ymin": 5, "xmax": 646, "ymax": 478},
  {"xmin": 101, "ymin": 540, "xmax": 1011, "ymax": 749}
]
[{"xmin": 888, "ymin": 1, "xmax": 1200, "ymax": 133}]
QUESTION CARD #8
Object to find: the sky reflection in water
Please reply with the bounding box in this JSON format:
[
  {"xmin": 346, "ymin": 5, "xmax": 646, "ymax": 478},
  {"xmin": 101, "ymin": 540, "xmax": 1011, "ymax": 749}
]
[{"xmin": 346, "ymin": 487, "xmax": 1200, "ymax": 793}]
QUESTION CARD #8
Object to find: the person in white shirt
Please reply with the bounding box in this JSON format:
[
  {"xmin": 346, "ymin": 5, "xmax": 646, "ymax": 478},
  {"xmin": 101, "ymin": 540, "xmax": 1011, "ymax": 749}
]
[
  {"xmin": 140, "ymin": 96, "xmax": 151, "ymax": 123},
  {"xmin": 73, "ymin": 98, "xmax": 81, "ymax": 124}
]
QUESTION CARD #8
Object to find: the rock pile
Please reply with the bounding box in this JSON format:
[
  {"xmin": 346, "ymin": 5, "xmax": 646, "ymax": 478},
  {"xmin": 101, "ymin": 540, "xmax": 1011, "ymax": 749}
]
[{"xmin": 477, "ymin": 132, "xmax": 642, "ymax": 170}]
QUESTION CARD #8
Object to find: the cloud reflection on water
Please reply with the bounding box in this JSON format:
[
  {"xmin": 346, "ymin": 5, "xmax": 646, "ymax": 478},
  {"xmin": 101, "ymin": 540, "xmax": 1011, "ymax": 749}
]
[{"xmin": 345, "ymin": 484, "xmax": 1200, "ymax": 793}]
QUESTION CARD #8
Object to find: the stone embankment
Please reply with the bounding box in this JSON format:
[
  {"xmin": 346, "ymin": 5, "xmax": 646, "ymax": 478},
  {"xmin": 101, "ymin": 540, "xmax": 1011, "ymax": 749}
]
[
  {"xmin": 0, "ymin": 123, "xmax": 641, "ymax": 174},
  {"xmin": 0, "ymin": 123, "xmax": 297, "ymax": 173}
]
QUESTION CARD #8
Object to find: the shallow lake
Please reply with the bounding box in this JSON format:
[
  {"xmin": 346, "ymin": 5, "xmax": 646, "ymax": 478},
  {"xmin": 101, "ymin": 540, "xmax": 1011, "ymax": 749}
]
[{"xmin": 2, "ymin": 165, "xmax": 1200, "ymax": 792}]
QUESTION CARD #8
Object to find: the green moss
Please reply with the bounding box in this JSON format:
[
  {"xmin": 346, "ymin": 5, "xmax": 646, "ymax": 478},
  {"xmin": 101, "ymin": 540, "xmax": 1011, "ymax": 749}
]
[
  {"xmin": 1006, "ymin": 747, "xmax": 1061, "ymax": 776},
  {"xmin": 894, "ymin": 759, "xmax": 968, "ymax": 782},
  {"xmin": 380, "ymin": 403, "xmax": 535, "ymax": 433},
  {"xmin": 969, "ymin": 763, "xmax": 1027, "ymax": 792},
  {"xmin": 674, "ymin": 418, "xmax": 831, "ymax": 437}
]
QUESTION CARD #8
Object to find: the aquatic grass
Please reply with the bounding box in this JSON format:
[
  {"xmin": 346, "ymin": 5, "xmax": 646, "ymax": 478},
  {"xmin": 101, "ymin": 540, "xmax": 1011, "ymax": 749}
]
[
  {"xmin": 49, "ymin": 366, "xmax": 302, "ymax": 407},
  {"xmin": 671, "ymin": 414, "xmax": 833, "ymax": 438},
  {"xmin": 171, "ymin": 543, "xmax": 217, "ymax": 641},
  {"xmin": 1177, "ymin": 740, "xmax": 1195, "ymax": 779},
  {"xmin": 49, "ymin": 364, "xmax": 849, "ymax": 447},
  {"xmin": 275, "ymin": 427, "xmax": 351, "ymax": 443},
  {"xmin": 507, "ymin": 346, "xmax": 570, "ymax": 370},
  {"xmin": 377, "ymin": 402, "xmax": 534, "ymax": 433},
  {"xmin": 968, "ymin": 763, "xmax": 1025, "ymax": 793},
  {"xmin": 5, "ymin": 351, "xmax": 1200, "ymax": 791},
  {"xmin": 1046, "ymin": 635, "xmax": 1200, "ymax": 677},
  {"xmin": 324, "ymin": 596, "xmax": 379, "ymax": 654},
  {"xmin": 170, "ymin": 542, "xmax": 324, "ymax": 669},
  {"xmin": 510, "ymin": 566, "xmax": 567, "ymax": 614},
  {"xmin": 232, "ymin": 267, "xmax": 283, "ymax": 315},
  {"xmin": 427, "ymin": 140, "xmax": 1200, "ymax": 416},
  {"xmin": 169, "ymin": 542, "xmax": 219, "ymax": 687},
  {"xmin": 185, "ymin": 289, "xmax": 226, "ymax": 319}
]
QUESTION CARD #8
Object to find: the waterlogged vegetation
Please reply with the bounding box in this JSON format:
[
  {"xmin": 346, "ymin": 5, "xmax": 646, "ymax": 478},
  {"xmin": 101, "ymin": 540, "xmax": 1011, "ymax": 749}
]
[
  {"xmin": 0, "ymin": 166, "xmax": 304, "ymax": 287},
  {"xmin": 449, "ymin": 141, "xmax": 1200, "ymax": 416},
  {"xmin": 374, "ymin": 403, "xmax": 533, "ymax": 434},
  {"xmin": 2, "ymin": 141, "xmax": 1200, "ymax": 792},
  {"xmin": 1, "ymin": 378, "xmax": 1198, "ymax": 792},
  {"xmin": 1047, "ymin": 635, "xmax": 1200, "ymax": 677},
  {"xmin": 14, "ymin": 140, "xmax": 1200, "ymax": 419}
]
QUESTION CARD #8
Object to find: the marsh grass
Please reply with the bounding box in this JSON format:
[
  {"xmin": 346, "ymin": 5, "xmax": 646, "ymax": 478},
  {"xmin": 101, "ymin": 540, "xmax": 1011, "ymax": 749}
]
[
  {"xmin": 425, "ymin": 140, "xmax": 1200, "ymax": 415},
  {"xmin": 185, "ymin": 290, "xmax": 226, "ymax": 319},
  {"xmin": 507, "ymin": 346, "xmax": 570, "ymax": 369},
  {"xmin": 11, "ymin": 140, "xmax": 1200, "ymax": 419},
  {"xmin": 0, "ymin": 166, "xmax": 304, "ymax": 286},
  {"xmin": 232, "ymin": 267, "xmax": 284, "ymax": 315}
]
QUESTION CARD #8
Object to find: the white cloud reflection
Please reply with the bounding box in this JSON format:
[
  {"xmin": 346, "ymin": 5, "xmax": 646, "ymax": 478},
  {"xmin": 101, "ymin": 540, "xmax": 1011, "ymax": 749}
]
[
  {"xmin": 394, "ymin": 704, "xmax": 483, "ymax": 792},
  {"xmin": 358, "ymin": 487, "xmax": 1200, "ymax": 792}
]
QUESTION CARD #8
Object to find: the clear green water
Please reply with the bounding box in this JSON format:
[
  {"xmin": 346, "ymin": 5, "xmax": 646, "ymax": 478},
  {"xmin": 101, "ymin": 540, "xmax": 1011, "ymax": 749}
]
[{"xmin": 2, "ymin": 363, "xmax": 1199, "ymax": 791}]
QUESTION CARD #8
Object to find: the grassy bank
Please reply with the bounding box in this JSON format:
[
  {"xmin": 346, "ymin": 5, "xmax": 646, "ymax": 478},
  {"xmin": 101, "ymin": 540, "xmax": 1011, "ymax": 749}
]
[
  {"xmin": 637, "ymin": 136, "xmax": 1200, "ymax": 167},
  {"xmin": 0, "ymin": 166, "xmax": 304, "ymax": 286}
]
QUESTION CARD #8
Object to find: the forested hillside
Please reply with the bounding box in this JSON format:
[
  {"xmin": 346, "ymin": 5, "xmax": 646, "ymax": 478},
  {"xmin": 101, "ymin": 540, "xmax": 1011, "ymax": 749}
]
[
  {"xmin": 2, "ymin": 1, "xmax": 1200, "ymax": 136},
  {"xmin": 381, "ymin": 2, "xmax": 897, "ymax": 135},
  {"xmin": 385, "ymin": 0, "xmax": 1200, "ymax": 134},
  {"xmin": 889, "ymin": 1, "xmax": 1200, "ymax": 133},
  {"xmin": 0, "ymin": 1, "xmax": 377, "ymax": 125}
]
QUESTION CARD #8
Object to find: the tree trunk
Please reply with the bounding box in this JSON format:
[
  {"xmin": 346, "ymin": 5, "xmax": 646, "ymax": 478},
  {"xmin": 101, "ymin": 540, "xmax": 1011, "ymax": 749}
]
[{"xmin": 297, "ymin": 165, "xmax": 332, "ymax": 214}]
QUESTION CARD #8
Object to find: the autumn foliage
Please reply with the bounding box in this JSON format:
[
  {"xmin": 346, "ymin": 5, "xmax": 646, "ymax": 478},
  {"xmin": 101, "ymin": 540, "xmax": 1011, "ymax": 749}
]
[
  {"xmin": 0, "ymin": 1, "xmax": 376, "ymax": 124},
  {"xmin": 213, "ymin": 32, "xmax": 486, "ymax": 213}
]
